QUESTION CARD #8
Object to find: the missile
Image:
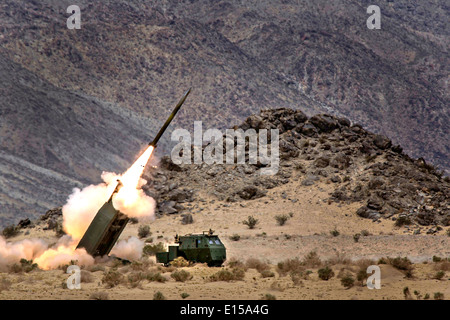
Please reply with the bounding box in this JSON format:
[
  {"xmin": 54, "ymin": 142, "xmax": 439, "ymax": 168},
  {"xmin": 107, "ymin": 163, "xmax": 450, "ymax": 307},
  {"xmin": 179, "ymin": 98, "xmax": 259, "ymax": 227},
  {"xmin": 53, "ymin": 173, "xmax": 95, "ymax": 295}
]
[{"xmin": 149, "ymin": 88, "xmax": 191, "ymax": 147}]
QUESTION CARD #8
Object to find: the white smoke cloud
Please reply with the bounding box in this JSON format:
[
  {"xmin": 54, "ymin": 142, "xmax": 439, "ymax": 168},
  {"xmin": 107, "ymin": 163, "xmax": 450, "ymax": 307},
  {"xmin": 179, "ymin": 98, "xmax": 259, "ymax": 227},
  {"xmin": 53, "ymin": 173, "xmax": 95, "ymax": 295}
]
[
  {"xmin": 110, "ymin": 236, "xmax": 145, "ymax": 261},
  {"xmin": 1, "ymin": 146, "xmax": 157, "ymax": 270},
  {"xmin": 0, "ymin": 236, "xmax": 48, "ymax": 271}
]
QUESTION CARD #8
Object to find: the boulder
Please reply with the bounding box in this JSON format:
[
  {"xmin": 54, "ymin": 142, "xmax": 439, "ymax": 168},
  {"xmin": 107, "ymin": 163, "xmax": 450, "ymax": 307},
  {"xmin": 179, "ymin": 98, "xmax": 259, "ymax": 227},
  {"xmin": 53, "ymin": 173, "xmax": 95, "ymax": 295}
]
[
  {"xmin": 373, "ymin": 134, "xmax": 392, "ymax": 150},
  {"xmin": 237, "ymin": 185, "xmax": 267, "ymax": 200},
  {"xmin": 310, "ymin": 114, "xmax": 339, "ymax": 133}
]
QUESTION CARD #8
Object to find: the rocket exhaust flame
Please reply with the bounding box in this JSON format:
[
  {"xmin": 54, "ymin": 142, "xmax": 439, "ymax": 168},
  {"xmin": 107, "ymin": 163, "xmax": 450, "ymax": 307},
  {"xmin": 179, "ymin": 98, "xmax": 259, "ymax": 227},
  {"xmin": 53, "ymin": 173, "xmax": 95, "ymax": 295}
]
[{"xmin": 0, "ymin": 90, "xmax": 190, "ymax": 270}]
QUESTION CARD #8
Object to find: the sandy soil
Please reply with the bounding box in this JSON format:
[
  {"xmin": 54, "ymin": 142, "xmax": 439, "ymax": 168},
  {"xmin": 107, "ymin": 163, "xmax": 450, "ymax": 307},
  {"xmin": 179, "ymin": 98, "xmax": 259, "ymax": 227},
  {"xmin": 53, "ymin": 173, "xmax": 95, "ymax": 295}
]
[{"xmin": 1, "ymin": 176, "xmax": 448, "ymax": 300}]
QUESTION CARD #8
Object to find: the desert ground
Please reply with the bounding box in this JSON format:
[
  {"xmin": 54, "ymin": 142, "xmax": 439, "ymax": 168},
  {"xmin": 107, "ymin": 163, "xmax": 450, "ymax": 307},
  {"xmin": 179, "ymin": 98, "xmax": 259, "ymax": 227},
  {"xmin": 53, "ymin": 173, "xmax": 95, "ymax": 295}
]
[{"xmin": 1, "ymin": 176, "xmax": 448, "ymax": 300}]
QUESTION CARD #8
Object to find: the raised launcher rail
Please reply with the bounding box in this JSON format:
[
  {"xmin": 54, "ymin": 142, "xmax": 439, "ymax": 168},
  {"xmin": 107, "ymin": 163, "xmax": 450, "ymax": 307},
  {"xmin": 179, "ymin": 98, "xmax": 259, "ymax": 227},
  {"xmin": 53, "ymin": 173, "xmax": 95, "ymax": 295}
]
[
  {"xmin": 76, "ymin": 90, "xmax": 191, "ymax": 257},
  {"xmin": 76, "ymin": 181, "xmax": 129, "ymax": 257}
]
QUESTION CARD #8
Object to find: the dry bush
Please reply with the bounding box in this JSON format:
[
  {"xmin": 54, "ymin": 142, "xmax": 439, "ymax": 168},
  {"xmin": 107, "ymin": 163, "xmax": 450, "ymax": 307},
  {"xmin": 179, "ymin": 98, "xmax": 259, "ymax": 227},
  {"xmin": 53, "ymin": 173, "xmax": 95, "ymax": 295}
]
[
  {"xmin": 138, "ymin": 225, "xmax": 151, "ymax": 238},
  {"xmin": 127, "ymin": 272, "xmax": 146, "ymax": 288},
  {"xmin": 388, "ymin": 257, "xmax": 414, "ymax": 278},
  {"xmin": 143, "ymin": 243, "xmax": 165, "ymax": 256},
  {"xmin": 9, "ymin": 259, "xmax": 38, "ymax": 273},
  {"xmin": 102, "ymin": 269, "xmax": 124, "ymax": 288},
  {"xmin": 433, "ymin": 260, "xmax": 450, "ymax": 271},
  {"xmin": 432, "ymin": 271, "xmax": 445, "ymax": 280},
  {"xmin": 326, "ymin": 252, "xmax": 351, "ymax": 266},
  {"xmin": 89, "ymin": 291, "xmax": 109, "ymax": 300},
  {"xmin": 261, "ymin": 293, "xmax": 276, "ymax": 300},
  {"xmin": 318, "ymin": 266, "xmax": 335, "ymax": 281},
  {"xmin": 171, "ymin": 269, "xmax": 192, "ymax": 282},
  {"xmin": 242, "ymin": 216, "xmax": 259, "ymax": 229},
  {"xmin": 341, "ymin": 274, "xmax": 355, "ymax": 289},
  {"xmin": 354, "ymin": 258, "xmax": 376, "ymax": 270},
  {"xmin": 153, "ymin": 291, "xmax": 166, "ymax": 300},
  {"xmin": 129, "ymin": 259, "xmax": 153, "ymax": 272},
  {"xmin": 246, "ymin": 258, "xmax": 270, "ymax": 273},
  {"xmin": 276, "ymin": 258, "xmax": 304, "ymax": 277},
  {"xmin": 171, "ymin": 257, "xmax": 189, "ymax": 268},
  {"xmin": 302, "ymin": 251, "xmax": 323, "ymax": 268},
  {"xmin": 210, "ymin": 268, "xmax": 245, "ymax": 282},
  {"xmin": 275, "ymin": 214, "xmax": 289, "ymax": 226},
  {"xmin": 146, "ymin": 271, "xmax": 167, "ymax": 283},
  {"xmin": 2, "ymin": 225, "xmax": 19, "ymax": 239},
  {"xmin": 226, "ymin": 257, "xmax": 248, "ymax": 271}
]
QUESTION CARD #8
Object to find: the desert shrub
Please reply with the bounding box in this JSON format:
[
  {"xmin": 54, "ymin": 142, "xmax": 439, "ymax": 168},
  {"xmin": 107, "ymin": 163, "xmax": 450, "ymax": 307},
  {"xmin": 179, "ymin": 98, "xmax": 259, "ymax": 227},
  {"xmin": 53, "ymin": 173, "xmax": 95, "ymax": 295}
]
[
  {"xmin": 89, "ymin": 291, "xmax": 109, "ymax": 300},
  {"xmin": 302, "ymin": 251, "xmax": 322, "ymax": 268},
  {"xmin": 242, "ymin": 216, "xmax": 259, "ymax": 229},
  {"xmin": 356, "ymin": 268, "xmax": 368, "ymax": 285},
  {"xmin": 432, "ymin": 255, "xmax": 442, "ymax": 262},
  {"xmin": 180, "ymin": 292, "xmax": 190, "ymax": 299},
  {"xmin": 127, "ymin": 272, "xmax": 146, "ymax": 288},
  {"xmin": 433, "ymin": 292, "xmax": 444, "ymax": 300},
  {"xmin": 10, "ymin": 259, "xmax": 38, "ymax": 273},
  {"xmin": 143, "ymin": 242, "xmax": 165, "ymax": 256},
  {"xmin": 360, "ymin": 230, "xmax": 371, "ymax": 237},
  {"xmin": 171, "ymin": 270, "xmax": 192, "ymax": 282},
  {"xmin": 146, "ymin": 271, "xmax": 167, "ymax": 283},
  {"xmin": 423, "ymin": 293, "xmax": 430, "ymax": 300},
  {"xmin": 433, "ymin": 271, "xmax": 445, "ymax": 280},
  {"xmin": 318, "ymin": 266, "xmax": 335, "ymax": 281},
  {"xmin": 210, "ymin": 268, "xmax": 245, "ymax": 282},
  {"xmin": 275, "ymin": 214, "xmax": 289, "ymax": 226},
  {"xmin": 2, "ymin": 225, "xmax": 19, "ymax": 239},
  {"xmin": 102, "ymin": 269, "xmax": 124, "ymax": 288},
  {"xmin": 276, "ymin": 258, "xmax": 304, "ymax": 276},
  {"xmin": 389, "ymin": 257, "xmax": 414, "ymax": 278},
  {"xmin": 153, "ymin": 291, "xmax": 166, "ymax": 300},
  {"xmin": 341, "ymin": 274, "xmax": 355, "ymax": 289},
  {"xmin": 246, "ymin": 258, "xmax": 270, "ymax": 273},
  {"xmin": 130, "ymin": 259, "xmax": 153, "ymax": 272},
  {"xmin": 353, "ymin": 234, "xmax": 360, "ymax": 243},
  {"xmin": 170, "ymin": 256, "xmax": 189, "ymax": 268},
  {"xmin": 290, "ymin": 271, "xmax": 308, "ymax": 286},
  {"xmin": 229, "ymin": 234, "xmax": 241, "ymax": 241},
  {"xmin": 138, "ymin": 225, "xmax": 151, "ymax": 238},
  {"xmin": 226, "ymin": 257, "xmax": 247, "ymax": 270},
  {"xmin": 261, "ymin": 293, "xmax": 276, "ymax": 300},
  {"xmin": 433, "ymin": 260, "xmax": 450, "ymax": 271},
  {"xmin": 326, "ymin": 252, "xmax": 351, "ymax": 266},
  {"xmin": 403, "ymin": 287, "xmax": 412, "ymax": 300},
  {"xmin": 330, "ymin": 228, "xmax": 340, "ymax": 237}
]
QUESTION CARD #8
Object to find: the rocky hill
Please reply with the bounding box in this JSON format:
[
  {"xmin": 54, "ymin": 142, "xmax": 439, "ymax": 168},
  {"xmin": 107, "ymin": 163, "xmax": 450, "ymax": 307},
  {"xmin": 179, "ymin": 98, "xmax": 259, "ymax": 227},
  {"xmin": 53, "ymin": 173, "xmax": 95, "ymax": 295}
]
[{"xmin": 143, "ymin": 108, "xmax": 449, "ymax": 233}]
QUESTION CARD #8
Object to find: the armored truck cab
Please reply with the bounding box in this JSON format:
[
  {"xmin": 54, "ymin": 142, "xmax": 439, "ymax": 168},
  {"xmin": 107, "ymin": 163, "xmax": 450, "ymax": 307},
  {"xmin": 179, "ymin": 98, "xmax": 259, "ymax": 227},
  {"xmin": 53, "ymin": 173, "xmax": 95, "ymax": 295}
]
[{"xmin": 156, "ymin": 230, "xmax": 226, "ymax": 266}]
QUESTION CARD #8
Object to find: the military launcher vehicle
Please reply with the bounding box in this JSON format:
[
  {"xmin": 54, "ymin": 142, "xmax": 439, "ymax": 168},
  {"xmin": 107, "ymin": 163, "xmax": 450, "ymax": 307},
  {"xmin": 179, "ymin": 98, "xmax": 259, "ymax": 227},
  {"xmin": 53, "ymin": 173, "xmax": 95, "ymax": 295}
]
[
  {"xmin": 156, "ymin": 230, "xmax": 226, "ymax": 266},
  {"xmin": 76, "ymin": 90, "xmax": 190, "ymax": 257}
]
